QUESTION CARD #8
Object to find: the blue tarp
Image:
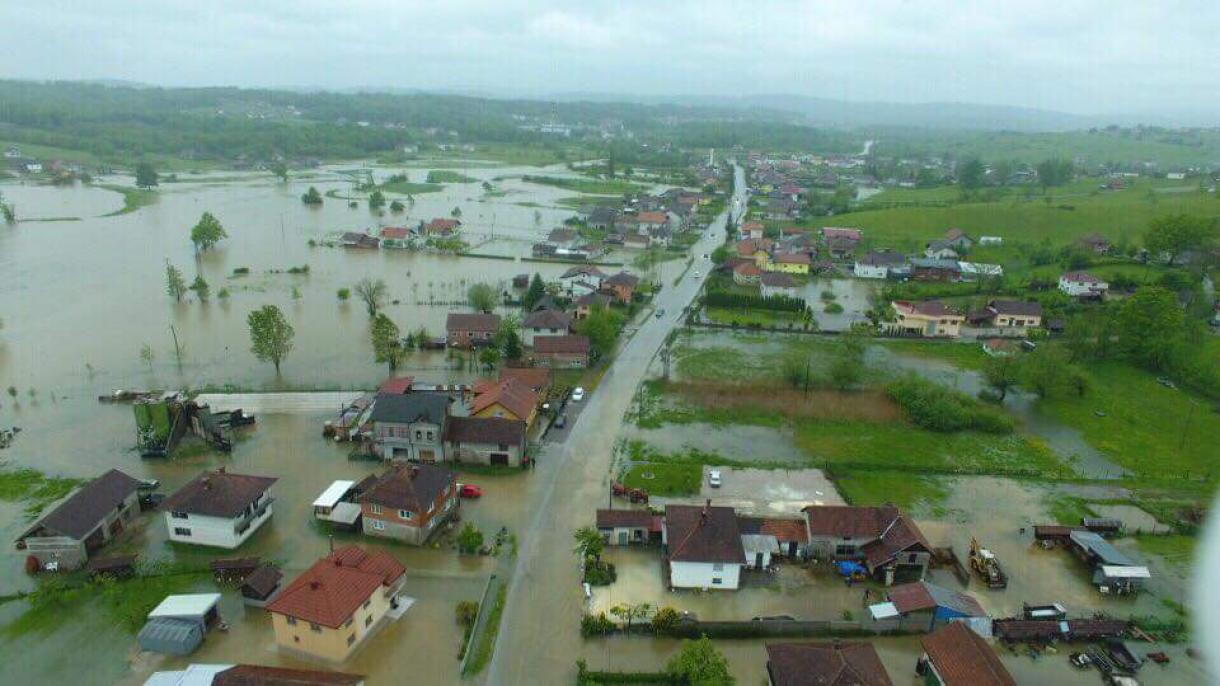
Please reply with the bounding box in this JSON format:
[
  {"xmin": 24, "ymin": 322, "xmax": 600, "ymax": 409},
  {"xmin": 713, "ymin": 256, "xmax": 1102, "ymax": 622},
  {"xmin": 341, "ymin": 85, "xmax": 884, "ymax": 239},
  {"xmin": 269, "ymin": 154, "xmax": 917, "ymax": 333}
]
[{"xmin": 836, "ymin": 561, "xmax": 867, "ymax": 577}]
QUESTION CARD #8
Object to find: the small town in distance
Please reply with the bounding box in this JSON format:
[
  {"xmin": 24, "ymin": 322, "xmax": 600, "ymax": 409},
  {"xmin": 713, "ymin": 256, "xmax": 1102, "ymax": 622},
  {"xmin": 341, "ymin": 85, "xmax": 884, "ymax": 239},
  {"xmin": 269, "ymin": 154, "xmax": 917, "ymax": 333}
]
[{"xmin": 2, "ymin": 8, "xmax": 1220, "ymax": 686}]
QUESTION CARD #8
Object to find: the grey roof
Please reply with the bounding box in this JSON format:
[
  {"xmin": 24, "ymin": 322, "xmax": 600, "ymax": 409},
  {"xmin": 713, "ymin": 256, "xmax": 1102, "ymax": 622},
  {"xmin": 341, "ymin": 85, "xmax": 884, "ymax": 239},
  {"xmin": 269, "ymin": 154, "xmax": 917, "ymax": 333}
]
[
  {"xmin": 858, "ymin": 251, "xmax": 909, "ymax": 267},
  {"xmin": 444, "ymin": 416, "xmax": 526, "ymax": 446},
  {"xmin": 523, "ymin": 308, "xmax": 572, "ymax": 330},
  {"xmin": 160, "ymin": 471, "xmax": 277, "ymax": 519},
  {"xmin": 138, "ymin": 618, "xmax": 204, "ymax": 656},
  {"xmin": 910, "ymin": 258, "xmax": 961, "ymax": 270},
  {"xmin": 368, "ymin": 392, "xmax": 450, "ymax": 425},
  {"xmin": 1069, "ymin": 530, "xmax": 1136, "ymax": 566},
  {"xmin": 21, "ymin": 469, "xmax": 141, "ymax": 540}
]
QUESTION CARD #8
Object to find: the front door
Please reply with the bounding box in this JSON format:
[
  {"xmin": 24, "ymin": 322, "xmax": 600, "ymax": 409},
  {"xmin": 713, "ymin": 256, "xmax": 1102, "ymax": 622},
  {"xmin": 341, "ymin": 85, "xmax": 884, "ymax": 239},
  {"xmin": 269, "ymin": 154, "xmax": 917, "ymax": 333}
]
[
  {"xmin": 617, "ymin": 531, "xmax": 628, "ymax": 545},
  {"xmin": 755, "ymin": 552, "xmax": 764, "ymax": 569}
]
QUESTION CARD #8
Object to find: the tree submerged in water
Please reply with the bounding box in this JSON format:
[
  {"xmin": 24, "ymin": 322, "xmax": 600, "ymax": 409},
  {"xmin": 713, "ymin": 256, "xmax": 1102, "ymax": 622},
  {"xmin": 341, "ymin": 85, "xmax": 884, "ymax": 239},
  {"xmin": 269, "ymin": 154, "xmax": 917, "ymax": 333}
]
[
  {"xmin": 301, "ymin": 186, "xmax": 323, "ymax": 205},
  {"xmin": 247, "ymin": 304, "xmax": 295, "ymax": 374},
  {"xmin": 189, "ymin": 212, "xmax": 228, "ymax": 253},
  {"xmin": 135, "ymin": 162, "xmax": 159, "ymax": 189}
]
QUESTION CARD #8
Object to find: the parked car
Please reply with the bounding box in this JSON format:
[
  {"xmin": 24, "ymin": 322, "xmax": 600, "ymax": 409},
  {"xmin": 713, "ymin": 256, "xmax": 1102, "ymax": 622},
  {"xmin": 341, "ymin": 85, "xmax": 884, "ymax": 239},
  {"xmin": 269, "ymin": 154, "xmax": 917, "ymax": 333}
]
[
  {"xmin": 571, "ymin": 387, "xmax": 585, "ymax": 402},
  {"xmin": 655, "ymin": 308, "xmax": 665, "ymax": 318},
  {"xmin": 553, "ymin": 414, "xmax": 566, "ymax": 429},
  {"xmin": 692, "ymin": 270, "xmax": 701, "ymax": 278},
  {"xmin": 709, "ymin": 469, "xmax": 722, "ymax": 488},
  {"xmin": 459, "ymin": 484, "xmax": 483, "ymax": 499}
]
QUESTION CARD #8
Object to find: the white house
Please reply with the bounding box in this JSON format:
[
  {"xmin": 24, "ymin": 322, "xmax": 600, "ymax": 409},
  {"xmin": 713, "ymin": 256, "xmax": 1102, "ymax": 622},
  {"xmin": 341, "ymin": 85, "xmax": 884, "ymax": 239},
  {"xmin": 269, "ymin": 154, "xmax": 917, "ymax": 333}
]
[
  {"xmin": 853, "ymin": 251, "xmax": 909, "ymax": 279},
  {"xmin": 521, "ymin": 308, "xmax": 573, "ymax": 346},
  {"xmin": 160, "ymin": 469, "xmax": 277, "ymax": 549},
  {"xmin": 663, "ymin": 503, "xmax": 744, "ymax": 590},
  {"xmin": 978, "ymin": 236, "xmax": 1004, "ymax": 246},
  {"xmin": 559, "ymin": 266, "xmax": 605, "ymax": 295},
  {"xmin": 760, "ymin": 272, "xmax": 799, "ymax": 298},
  {"xmin": 1059, "ymin": 271, "xmax": 1109, "ymax": 297}
]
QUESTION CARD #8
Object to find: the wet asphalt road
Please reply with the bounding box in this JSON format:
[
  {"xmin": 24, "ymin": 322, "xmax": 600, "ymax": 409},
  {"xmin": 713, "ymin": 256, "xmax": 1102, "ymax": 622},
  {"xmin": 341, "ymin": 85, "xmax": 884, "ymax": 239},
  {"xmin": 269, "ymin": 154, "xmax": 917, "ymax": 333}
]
[{"xmin": 484, "ymin": 165, "xmax": 747, "ymax": 684}]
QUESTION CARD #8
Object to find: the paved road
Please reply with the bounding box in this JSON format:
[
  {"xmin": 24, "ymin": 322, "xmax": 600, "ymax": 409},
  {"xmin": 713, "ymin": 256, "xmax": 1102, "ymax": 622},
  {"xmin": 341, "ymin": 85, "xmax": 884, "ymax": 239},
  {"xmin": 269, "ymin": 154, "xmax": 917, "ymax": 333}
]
[{"xmin": 484, "ymin": 164, "xmax": 747, "ymax": 684}]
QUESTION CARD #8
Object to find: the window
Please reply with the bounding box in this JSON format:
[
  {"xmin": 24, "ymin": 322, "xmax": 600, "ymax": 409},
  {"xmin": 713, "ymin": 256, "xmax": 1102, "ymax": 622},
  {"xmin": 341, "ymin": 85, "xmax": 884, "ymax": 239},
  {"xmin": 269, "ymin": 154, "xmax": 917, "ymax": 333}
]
[
  {"xmin": 398, "ymin": 509, "xmax": 413, "ymax": 519},
  {"xmin": 498, "ymin": 444, "xmax": 508, "ymax": 451},
  {"xmin": 347, "ymin": 633, "xmax": 356, "ymax": 646},
  {"xmin": 835, "ymin": 544, "xmax": 857, "ymax": 557},
  {"xmin": 426, "ymin": 431, "xmax": 434, "ymax": 441},
  {"xmin": 372, "ymin": 520, "xmax": 385, "ymax": 531},
  {"xmin": 712, "ymin": 578, "xmax": 722, "ymax": 585},
  {"xmin": 365, "ymin": 614, "xmax": 373, "ymax": 627},
  {"xmin": 171, "ymin": 511, "xmax": 188, "ymax": 519},
  {"xmin": 908, "ymin": 553, "xmax": 919, "ymax": 564},
  {"xmin": 363, "ymin": 599, "xmax": 372, "ymax": 610},
  {"xmin": 173, "ymin": 527, "xmax": 192, "ymax": 536},
  {"xmin": 712, "ymin": 563, "xmax": 724, "ymax": 571},
  {"xmin": 293, "ymin": 636, "xmax": 300, "ymax": 643},
  {"xmin": 371, "ymin": 503, "xmax": 382, "ymax": 515},
  {"xmin": 344, "ymin": 617, "xmax": 353, "ymax": 628},
  {"xmin": 415, "ymin": 430, "xmax": 422, "ymax": 440},
  {"xmin": 310, "ymin": 623, "xmax": 322, "ymax": 633},
  {"xmin": 286, "ymin": 616, "xmax": 297, "ymax": 625}
]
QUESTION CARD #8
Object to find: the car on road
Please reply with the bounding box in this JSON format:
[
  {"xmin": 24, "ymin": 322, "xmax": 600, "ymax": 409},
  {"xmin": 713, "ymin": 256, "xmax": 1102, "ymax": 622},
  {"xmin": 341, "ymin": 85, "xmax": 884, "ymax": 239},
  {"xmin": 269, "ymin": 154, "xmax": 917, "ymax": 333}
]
[
  {"xmin": 1157, "ymin": 376, "xmax": 1178, "ymax": 390},
  {"xmin": 709, "ymin": 469, "xmax": 722, "ymax": 488},
  {"xmin": 692, "ymin": 270, "xmax": 701, "ymax": 278},
  {"xmin": 702, "ymin": 253, "xmax": 709, "ymax": 259},
  {"xmin": 571, "ymin": 387, "xmax": 585, "ymax": 402},
  {"xmin": 553, "ymin": 413, "xmax": 566, "ymax": 429},
  {"xmin": 655, "ymin": 308, "xmax": 665, "ymax": 318},
  {"xmin": 458, "ymin": 484, "xmax": 483, "ymax": 499}
]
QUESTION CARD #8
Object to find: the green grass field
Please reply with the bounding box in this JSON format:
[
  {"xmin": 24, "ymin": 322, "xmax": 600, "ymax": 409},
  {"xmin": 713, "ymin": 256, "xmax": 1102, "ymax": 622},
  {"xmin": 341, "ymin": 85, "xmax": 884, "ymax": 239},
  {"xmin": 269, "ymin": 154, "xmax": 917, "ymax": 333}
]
[
  {"xmin": 379, "ymin": 179, "xmax": 444, "ymax": 195},
  {"xmin": 97, "ymin": 184, "xmax": 158, "ymax": 216},
  {"xmin": 876, "ymin": 339, "xmax": 990, "ymax": 371},
  {"xmin": 522, "ymin": 175, "xmax": 647, "ymax": 195},
  {"xmin": 833, "ymin": 471, "xmax": 949, "ymax": 512},
  {"xmin": 622, "ymin": 463, "xmax": 702, "ymax": 496},
  {"xmin": 705, "ymin": 307, "xmax": 803, "ymax": 328},
  {"xmin": 880, "ymin": 129, "xmax": 1220, "ymax": 167}
]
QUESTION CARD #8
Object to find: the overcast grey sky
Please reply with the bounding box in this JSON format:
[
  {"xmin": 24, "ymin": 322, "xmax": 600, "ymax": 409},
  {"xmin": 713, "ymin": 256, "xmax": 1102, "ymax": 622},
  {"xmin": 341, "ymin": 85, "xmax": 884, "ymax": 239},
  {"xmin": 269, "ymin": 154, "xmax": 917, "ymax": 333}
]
[{"xmin": 1, "ymin": 1, "xmax": 1216, "ymax": 117}]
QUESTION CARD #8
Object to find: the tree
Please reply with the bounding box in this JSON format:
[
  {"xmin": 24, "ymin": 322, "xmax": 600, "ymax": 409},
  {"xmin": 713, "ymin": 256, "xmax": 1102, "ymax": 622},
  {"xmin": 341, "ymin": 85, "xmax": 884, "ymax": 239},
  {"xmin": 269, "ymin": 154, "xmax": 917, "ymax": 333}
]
[
  {"xmin": 467, "ymin": 282, "xmax": 496, "ymax": 312},
  {"xmin": 165, "ymin": 263, "xmax": 187, "ymax": 302},
  {"xmin": 573, "ymin": 526, "xmax": 604, "ymax": 563},
  {"xmin": 609, "ymin": 602, "xmax": 652, "ymax": 633},
  {"xmin": 991, "ymin": 159, "xmax": 1016, "ymax": 186},
  {"xmin": 829, "ymin": 329, "xmax": 866, "ymax": 390},
  {"xmin": 190, "ymin": 275, "xmax": 210, "ymax": 301},
  {"xmin": 495, "ymin": 317, "xmax": 523, "ymax": 361},
  {"xmin": 301, "ymin": 186, "xmax": 323, "ymax": 205},
  {"xmin": 269, "ymin": 161, "xmax": 288, "ymax": 182},
  {"xmin": 247, "ymin": 305, "xmax": 295, "ymax": 374},
  {"xmin": 982, "ymin": 354, "xmax": 1019, "ymax": 400},
  {"xmin": 666, "ymin": 636, "xmax": 734, "ymax": 686},
  {"xmin": 390, "ymin": 199, "xmax": 405, "ymax": 213},
  {"xmin": 457, "ymin": 523, "xmax": 484, "ymax": 554},
  {"xmin": 369, "ymin": 190, "xmax": 386, "ymax": 210},
  {"xmin": 1020, "ymin": 346, "xmax": 1073, "ymax": 399},
  {"xmin": 189, "ymin": 212, "xmax": 228, "ymax": 253},
  {"xmin": 1144, "ymin": 214, "xmax": 1214, "ymax": 266},
  {"xmin": 710, "ymin": 244, "xmax": 730, "ymax": 265},
  {"xmin": 135, "ymin": 162, "xmax": 159, "ymax": 189},
  {"xmin": 523, "ymin": 273, "xmax": 547, "ymax": 310},
  {"xmin": 1036, "ymin": 158, "xmax": 1073, "ymax": 188},
  {"xmin": 479, "ymin": 346, "xmax": 501, "ymax": 371},
  {"xmin": 956, "ymin": 157, "xmax": 985, "ymax": 191},
  {"xmin": 371, "ymin": 313, "xmax": 405, "ymax": 374},
  {"xmin": 575, "ymin": 305, "xmax": 623, "ymax": 358},
  {"xmin": 451, "ymin": 206, "xmax": 462, "ymax": 218},
  {"xmin": 354, "ymin": 278, "xmax": 388, "ymax": 317},
  {"xmin": 1116, "ymin": 286, "xmax": 1186, "ymax": 370}
]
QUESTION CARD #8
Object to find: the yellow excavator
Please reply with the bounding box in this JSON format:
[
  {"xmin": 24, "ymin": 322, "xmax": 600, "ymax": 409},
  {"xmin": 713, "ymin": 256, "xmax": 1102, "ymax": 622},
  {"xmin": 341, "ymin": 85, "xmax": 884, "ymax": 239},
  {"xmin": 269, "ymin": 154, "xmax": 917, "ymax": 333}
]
[{"xmin": 969, "ymin": 537, "xmax": 1008, "ymax": 589}]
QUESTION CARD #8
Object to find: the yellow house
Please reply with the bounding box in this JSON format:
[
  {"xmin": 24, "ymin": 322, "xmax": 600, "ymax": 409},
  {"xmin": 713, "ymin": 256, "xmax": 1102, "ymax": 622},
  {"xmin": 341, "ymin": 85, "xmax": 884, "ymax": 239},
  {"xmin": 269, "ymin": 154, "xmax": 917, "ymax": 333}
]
[
  {"xmin": 266, "ymin": 546, "xmax": 406, "ymax": 662},
  {"xmin": 764, "ymin": 252, "xmax": 812, "ymax": 275},
  {"xmin": 888, "ymin": 300, "xmax": 964, "ymax": 338},
  {"xmin": 471, "ymin": 379, "xmax": 539, "ymax": 427}
]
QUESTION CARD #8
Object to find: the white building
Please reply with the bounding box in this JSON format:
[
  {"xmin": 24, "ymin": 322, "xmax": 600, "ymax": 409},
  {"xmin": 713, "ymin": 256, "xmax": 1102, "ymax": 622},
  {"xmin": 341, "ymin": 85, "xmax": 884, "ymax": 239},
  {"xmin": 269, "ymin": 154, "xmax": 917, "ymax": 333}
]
[
  {"xmin": 161, "ymin": 469, "xmax": 277, "ymax": 549},
  {"xmin": 853, "ymin": 251, "xmax": 909, "ymax": 279},
  {"xmin": 663, "ymin": 503, "xmax": 744, "ymax": 590},
  {"xmin": 559, "ymin": 266, "xmax": 605, "ymax": 295},
  {"xmin": 1059, "ymin": 271, "xmax": 1109, "ymax": 297}
]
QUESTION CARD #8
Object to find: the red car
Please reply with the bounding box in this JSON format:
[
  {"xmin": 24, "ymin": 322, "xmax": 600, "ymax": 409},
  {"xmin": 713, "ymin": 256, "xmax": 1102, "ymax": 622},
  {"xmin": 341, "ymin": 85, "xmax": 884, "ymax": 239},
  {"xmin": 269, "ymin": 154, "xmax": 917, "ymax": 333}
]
[{"xmin": 459, "ymin": 484, "xmax": 483, "ymax": 499}]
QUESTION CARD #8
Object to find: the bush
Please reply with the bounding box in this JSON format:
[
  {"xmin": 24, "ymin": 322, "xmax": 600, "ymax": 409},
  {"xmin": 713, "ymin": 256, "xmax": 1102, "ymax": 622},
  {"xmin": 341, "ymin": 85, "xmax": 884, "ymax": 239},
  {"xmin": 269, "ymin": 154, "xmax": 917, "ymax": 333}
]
[
  {"xmin": 977, "ymin": 388, "xmax": 1004, "ymax": 404},
  {"xmin": 457, "ymin": 523, "xmax": 484, "ymax": 554},
  {"xmin": 232, "ymin": 266, "xmax": 250, "ymax": 276},
  {"xmin": 337, "ymin": 287, "xmax": 351, "ymax": 300},
  {"xmin": 704, "ymin": 290, "xmax": 805, "ymax": 312},
  {"xmin": 824, "ymin": 302, "xmax": 844, "ymax": 314},
  {"xmin": 456, "ymin": 600, "xmax": 478, "ymax": 628},
  {"xmin": 581, "ymin": 612, "xmax": 616, "ymax": 637},
  {"xmin": 651, "ymin": 606, "xmax": 680, "ymax": 633},
  {"xmin": 584, "ymin": 560, "xmax": 617, "ymax": 586},
  {"xmin": 886, "ymin": 375, "xmax": 1013, "ymax": 434}
]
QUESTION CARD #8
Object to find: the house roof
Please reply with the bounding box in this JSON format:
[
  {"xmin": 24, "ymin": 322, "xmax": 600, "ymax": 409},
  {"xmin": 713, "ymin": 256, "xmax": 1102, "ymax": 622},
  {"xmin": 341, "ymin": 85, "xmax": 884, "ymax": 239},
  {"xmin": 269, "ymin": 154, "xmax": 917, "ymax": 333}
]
[
  {"xmin": 266, "ymin": 546, "xmax": 406, "ymax": 628},
  {"xmin": 1068, "ymin": 530, "xmax": 1136, "ymax": 566},
  {"xmin": 821, "ymin": 227, "xmax": 862, "ymax": 241},
  {"xmin": 160, "ymin": 470, "xmax": 277, "ymax": 519},
  {"xmin": 1062, "ymin": 271, "xmax": 1103, "ymax": 283},
  {"xmin": 575, "ymin": 292, "xmax": 612, "ymax": 308},
  {"xmin": 766, "ymin": 642, "xmax": 894, "ymax": 686},
  {"xmin": 523, "ymin": 308, "xmax": 572, "ymax": 331},
  {"xmin": 858, "ymin": 251, "xmax": 908, "ymax": 267},
  {"xmin": 378, "ymin": 376, "xmax": 415, "ymax": 394},
  {"xmin": 214, "ymin": 664, "xmax": 366, "ymax": 686},
  {"xmin": 665, "ymin": 503, "xmax": 744, "ymax": 563},
  {"xmin": 736, "ymin": 516, "xmax": 808, "ymax": 542},
  {"xmin": 921, "ymin": 622, "xmax": 1015, "ymax": 686},
  {"xmin": 534, "ymin": 335, "xmax": 591, "ymax": 355},
  {"xmin": 802, "ymin": 505, "xmax": 931, "ymax": 569},
  {"xmin": 987, "ymin": 300, "xmax": 1043, "ymax": 317},
  {"xmin": 360, "ymin": 464, "xmax": 456, "ymax": 514},
  {"xmin": 893, "ymin": 300, "xmax": 957, "ymax": 318},
  {"xmin": 446, "ymin": 312, "xmax": 501, "ymax": 333},
  {"xmin": 444, "ymin": 416, "xmax": 526, "ymax": 446},
  {"xmin": 597, "ymin": 509, "xmax": 656, "ymax": 530},
  {"xmin": 945, "ymin": 228, "xmax": 971, "ymax": 241},
  {"xmin": 471, "ymin": 378, "xmax": 539, "ymax": 419},
  {"xmin": 561, "ymin": 265, "xmax": 606, "ymax": 279},
  {"xmin": 774, "ymin": 252, "xmax": 811, "ymax": 265},
  {"xmin": 742, "ymin": 221, "xmax": 765, "ymax": 233},
  {"xmin": 637, "ymin": 211, "xmax": 668, "ymax": 224},
  {"xmin": 241, "ymin": 564, "xmax": 284, "ymax": 597},
  {"xmin": 424, "ymin": 218, "xmax": 460, "ymax": 232},
  {"xmin": 149, "ymin": 593, "xmax": 222, "ymax": 619},
  {"xmin": 926, "ymin": 239, "xmax": 958, "ymax": 253},
  {"xmin": 498, "ymin": 366, "xmax": 552, "ymax": 392},
  {"xmin": 379, "ymin": 227, "xmax": 409, "ymax": 240},
  {"xmin": 760, "ymin": 272, "xmax": 796, "ymax": 288},
  {"xmin": 734, "ymin": 262, "xmax": 763, "ymax": 277},
  {"xmin": 910, "ymin": 258, "xmax": 960, "ymax": 270},
  {"xmin": 603, "ymin": 271, "xmax": 640, "ymax": 288},
  {"xmin": 20, "ymin": 468, "xmax": 141, "ymax": 540},
  {"xmin": 887, "ymin": 581, "xmax": 985, "ymax": 616},
  {"xmin": 862, "ymin": 515, "xmax": 932, "ymax": 571},
  {"xmin": 547, "ymin": 228, "xmax": 578, "ymax": 243},
  {"xmin": 368, "ymin": 392, "xmax": 450, "ymax": 425}
]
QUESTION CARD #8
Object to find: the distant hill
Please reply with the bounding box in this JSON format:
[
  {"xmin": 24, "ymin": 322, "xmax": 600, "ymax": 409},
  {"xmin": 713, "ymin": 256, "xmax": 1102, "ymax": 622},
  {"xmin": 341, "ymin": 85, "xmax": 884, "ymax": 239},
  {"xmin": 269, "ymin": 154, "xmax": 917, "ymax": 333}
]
[{"xmin": 547, "ymin": 92, "xmax": 1101, "ymax": 132}]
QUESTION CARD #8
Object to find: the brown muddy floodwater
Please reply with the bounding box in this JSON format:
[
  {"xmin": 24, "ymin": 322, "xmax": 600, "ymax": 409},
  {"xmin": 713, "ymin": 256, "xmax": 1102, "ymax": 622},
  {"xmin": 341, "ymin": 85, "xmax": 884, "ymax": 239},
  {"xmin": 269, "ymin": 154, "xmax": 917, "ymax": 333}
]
[{"xmin": 0, "ymin": 164, "xmax": 692, "ymax": 684}]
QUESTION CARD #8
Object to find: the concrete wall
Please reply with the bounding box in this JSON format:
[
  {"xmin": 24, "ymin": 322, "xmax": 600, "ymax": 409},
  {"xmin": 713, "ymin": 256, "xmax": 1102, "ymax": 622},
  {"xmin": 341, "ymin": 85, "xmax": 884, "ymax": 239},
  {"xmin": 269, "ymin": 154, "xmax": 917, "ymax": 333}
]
[
  {"xmin": 448, "ymin": 441, "xmax": 522, "ymax": 467},
  {"xmin": 271, "ymin": 583, "xmax": 392, "ymax": 662},
  {"xmin": 670, "ymin": 561, "xmax": 741, "ymax": 590}
]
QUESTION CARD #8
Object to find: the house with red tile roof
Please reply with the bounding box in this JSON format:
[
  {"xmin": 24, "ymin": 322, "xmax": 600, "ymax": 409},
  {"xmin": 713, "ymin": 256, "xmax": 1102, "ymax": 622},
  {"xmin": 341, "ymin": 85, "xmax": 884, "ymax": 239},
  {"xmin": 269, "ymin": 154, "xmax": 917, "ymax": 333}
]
[
  {"xmin": 471, "ymin": 378, "xmax": 539, "ymax": 425},
  {"xmin": 266, "ymin": 545, "xmax": 407, "ymax": 662},
  {"xmin": 446, "ymin": 312, "xmax": 501, "ymax": 348},
  {"xmin": 1059, "ymin": 271, "xmax": 1109, "ymax": 298},
  {"xmin": 597, "ymin": 509, "xmax": 663, "ymax": 546},
  {"xmin": 888, "ymin": 300, "xmax": 964, "ymax": 338},
  {"xmin": 733, "ymin": 261, "xmax": 763, "ymax": 285},
  {"xmin": 919, "ymin": 621, "xmax": 1015, "ymax": 686},
  {"xmin": 766, "ymin": 642, "xmax": 893, "ymax": 686},
  {"xmin": 444, "ymin": 416, "xmax": 527, "ymax": 468},
  {"xmin": 802, "ymin": 505, "xmax": 932, "ymax": 585},
  {"xmin": 498, "ymin": 366, "xmax": 552, "ymax": 394},
  {"xmin": 420, "ymin": 218, "xmax": 460, "ymax": 236},
  {"xmin": 378, "ymin": 226, "xmax": 411, "ymax": 249},
  {"xmin": 870, "ymin": 581, "xmax": 987, "ymax": 632},
  {"xmin": 663, "ymin": 502, "xmax": 745, "ymax": 590}
]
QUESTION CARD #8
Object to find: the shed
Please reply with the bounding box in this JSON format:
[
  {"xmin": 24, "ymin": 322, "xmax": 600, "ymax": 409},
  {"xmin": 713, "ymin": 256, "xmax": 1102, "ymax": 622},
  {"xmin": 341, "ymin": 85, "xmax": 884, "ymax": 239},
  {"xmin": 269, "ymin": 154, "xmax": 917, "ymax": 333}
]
[
  {"xmin": 138, "ymin": 617, "xmax": 204, "ymax": 656},
  {"xmin": 241, "ymin": 563, "xmax": 284, "ymax": 606},
  {"xmin": 148, "ymin": 593, "xmax": 221, "ymax": 631}
]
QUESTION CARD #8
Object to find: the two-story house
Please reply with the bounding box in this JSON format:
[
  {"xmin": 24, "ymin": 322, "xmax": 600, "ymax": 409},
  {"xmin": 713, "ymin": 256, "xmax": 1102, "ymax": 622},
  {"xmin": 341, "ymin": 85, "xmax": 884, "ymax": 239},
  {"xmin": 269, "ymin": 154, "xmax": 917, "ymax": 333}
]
[
  {"xmin": 522, "ymin": 308, "xmax": 572, "ymax": 347},
  {"xmin": 601, "ymin": 272, "xmax": 640, "ymax": 304},
  {"xmin": 359, "ymin": 464, "xmax": 459, "ymax": 545},
  {"xmin": 471, "ymin": 379, "xmax": 539, "ymax": 426},
  {"xmin": 1058, "ymin": 271, "xmax": 1109, "ymax": 298},
  {"xmin": 663, "ymin": 502, "xmax": 745, "ymax": 590},
  {"xmin": 368, "ymin": 392, "xmax": 452, "ymax": 462},
  {"xmin": 559, "ymin": 266, "xmax": 606, "ymax": 296},
  {"xmin": 266, "ymin": 545, "xmax": 407, "ymax": 662},
  {"xmin": 444, "ymin": 416, "xmax": 527, "ymax": 467},
  {"xmin": 160, "ymin": 468, "xmax": 278, "ymax": 549},
  {"xmin": 888, "ymin": 300, "xmax": 964, "ymax": 338},
  {"xmin": 802, "ymin": 504, "xmax": 932, "ymax": 586},
  {"xmin": 446, "ymin": 313, "xmax": 501, "ymax": 348},
  {"xmin": 983, "ymin": 300, "xmax": 1043, "ymax": 329}
]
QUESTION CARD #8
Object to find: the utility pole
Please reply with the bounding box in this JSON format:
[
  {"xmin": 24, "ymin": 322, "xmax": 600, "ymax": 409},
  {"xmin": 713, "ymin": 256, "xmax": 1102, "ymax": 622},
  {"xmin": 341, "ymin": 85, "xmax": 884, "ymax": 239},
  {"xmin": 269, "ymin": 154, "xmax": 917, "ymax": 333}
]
[{"xmin": 169, "ymin": 324, "xmax": 182, "ymax": 368}]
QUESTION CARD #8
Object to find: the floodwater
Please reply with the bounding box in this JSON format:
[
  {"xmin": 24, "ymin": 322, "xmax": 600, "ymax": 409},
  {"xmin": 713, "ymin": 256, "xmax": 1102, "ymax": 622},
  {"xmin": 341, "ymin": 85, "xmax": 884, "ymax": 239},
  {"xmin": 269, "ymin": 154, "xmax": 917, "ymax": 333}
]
[
  {"xmin": 624, "ymin": 423, "xmax": 810, "ymax": 465},
  {"xmin": 799, "ymin": 277, "xmax": 875, "ymax": 332},
  {"xmin": 0, "ymin": 162, "xmax": 688, "ymax": 684}
]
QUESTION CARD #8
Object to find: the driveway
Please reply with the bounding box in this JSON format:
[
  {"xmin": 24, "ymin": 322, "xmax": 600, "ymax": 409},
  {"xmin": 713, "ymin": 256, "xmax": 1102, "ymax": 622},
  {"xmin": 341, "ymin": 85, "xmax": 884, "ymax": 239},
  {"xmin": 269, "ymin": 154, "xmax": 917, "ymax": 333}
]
[{"xmin": 484, "ymin": 164, "xmax": 748, "ymax": 684}]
